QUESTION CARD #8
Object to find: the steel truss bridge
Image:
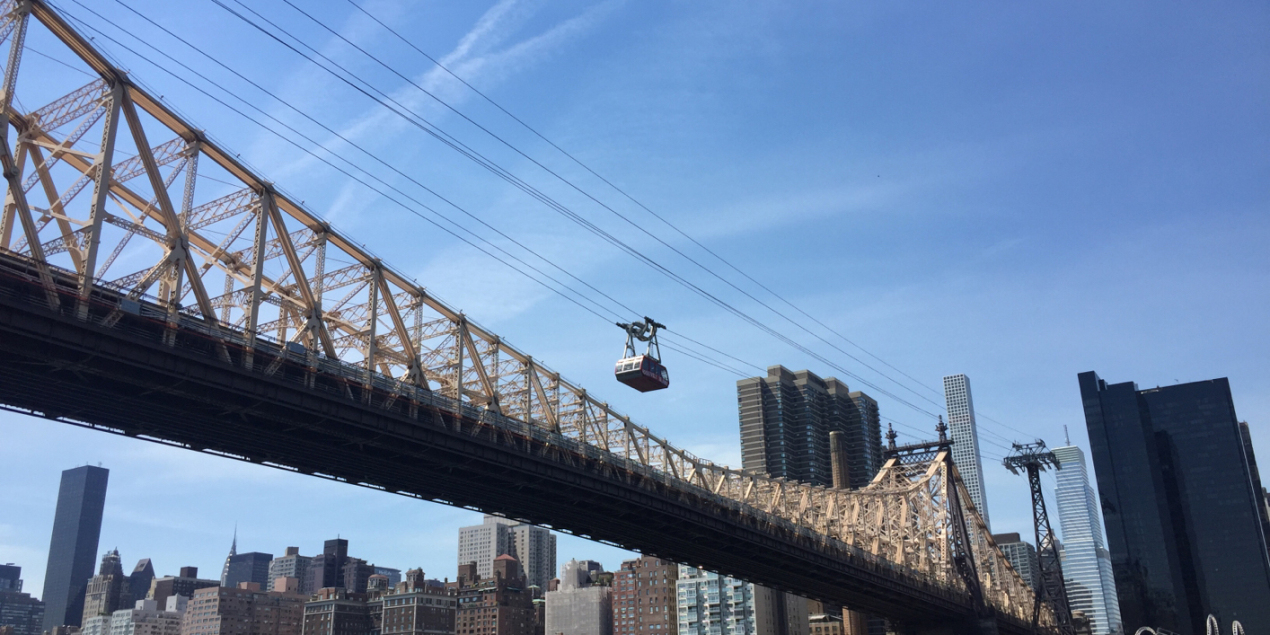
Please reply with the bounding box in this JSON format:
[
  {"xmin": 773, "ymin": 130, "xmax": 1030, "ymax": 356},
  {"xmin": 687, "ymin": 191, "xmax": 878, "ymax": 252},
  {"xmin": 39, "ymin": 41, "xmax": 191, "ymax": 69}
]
[{"xmin": 0, "ymin": 2, "xmax": 1052, "ymax": 633}]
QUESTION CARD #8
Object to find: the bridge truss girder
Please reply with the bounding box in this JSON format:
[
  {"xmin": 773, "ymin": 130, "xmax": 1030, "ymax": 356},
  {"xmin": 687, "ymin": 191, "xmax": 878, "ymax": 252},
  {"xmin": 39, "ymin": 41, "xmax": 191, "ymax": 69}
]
[{"xmin": 0, "ymin": 1, "xmax": 1045, "ymax": 630}]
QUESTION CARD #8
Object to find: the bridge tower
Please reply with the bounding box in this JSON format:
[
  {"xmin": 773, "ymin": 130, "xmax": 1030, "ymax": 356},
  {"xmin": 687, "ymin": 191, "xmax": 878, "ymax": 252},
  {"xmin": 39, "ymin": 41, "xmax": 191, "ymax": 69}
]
[
  {"xmin": 1003, "ymin": 442, "xmax": 1074, "ymax": 635},
  {"xmin": 882, "ymin": 418, "xmax": 1003, "ymax": 635}
]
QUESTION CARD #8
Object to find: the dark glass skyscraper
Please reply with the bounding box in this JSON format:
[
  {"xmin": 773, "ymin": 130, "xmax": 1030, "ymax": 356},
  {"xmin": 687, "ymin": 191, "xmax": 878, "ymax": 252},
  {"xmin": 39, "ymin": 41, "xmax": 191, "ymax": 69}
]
[
  {"xmin": 224, "ymin": 553, "xmax": 274, "ymax": 590},
  {"xmin": 41, "ymin": 465, "xmax": 108, "ymax": 630},
  {"xmin": 304, "ymin": 539, "xmax": 349, "ymax": 591},
  {"xmin": 1078, "ymin": 372, "xmax": 1270, "ymax": 633}
]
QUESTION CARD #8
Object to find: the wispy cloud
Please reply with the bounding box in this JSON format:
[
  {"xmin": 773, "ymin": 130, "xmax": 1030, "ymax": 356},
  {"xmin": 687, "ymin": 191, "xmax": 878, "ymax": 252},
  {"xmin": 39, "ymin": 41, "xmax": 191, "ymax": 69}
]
[{"xmin": 261, "ymin": 0, "xmax": 618, "ymax": 187}]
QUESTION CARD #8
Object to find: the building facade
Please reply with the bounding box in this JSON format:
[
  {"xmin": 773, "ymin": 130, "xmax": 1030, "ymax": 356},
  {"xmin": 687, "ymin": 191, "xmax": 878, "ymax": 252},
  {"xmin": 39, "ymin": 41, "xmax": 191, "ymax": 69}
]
[
  {"xmin": 942, "ymin": 374, "xmax": 990, "ymax": 530},
  {"xmin": 676, "ymin": 566, "xmax": 807, "ymax": 635},
  {"xmin": 306, "ymin": 541, "xmax": 350, "ymax": 594},
  {"xmin": 0, "ymin": 589, "xmax": 44, "ymax": 635},
  {"xmin": 84, "ymin": 550, "xmax": 130, "ymax": 623},
  {"xmin": 225, "ymin": 554, "xmax": 274, "ymax": 591},
  {"xmin": 180, "ymin": 585, "xmax": 304, "ymax": 635},
  {"xmin": 455, "ymin": 555, "xmax": 534, "ymax": 635},
  {"xmin": 341, "ymin": 560, "xmax": 375, "ymax": 595},
  {"xmin": 0, "ymin": 566, "xmax": 20, "ymax": 593},
  {"xmin": 270, "ymin": 550, "xmax": 312, "ymax": 595},
  {"xmin": 372, "ymin": 569, "xmax": 454, "ymax": 635},
  {"xmin": 108, "ymin": 599, "xmax": 185, "ymax": 635},
  {"xmin": 1238, "ymin": 421, "xmax": 1270, "ymax": 548},
  {"xmin": 149, "ymin": 568, "xmax": 219, "ymax": 609},
  {"xmin": 807, "ymin": 613, "xmax": 841, "ymax": 635},
  {"xmin": 42, "ymin": 465, "xmax": 110, "ymax": 630},
  {"xmin": 458, "ymin": 517, "xmax": 556, "ymax": 591},
  {"xmin": 544, "ymin": 560, "xmax": 610, "ymax": 635},
  {"xmin": 1052, "ymin": 444, "xmax": 1122, "ymax": 635},
  {"xmin": 82, "ymin": 614, "xmax": 113, "ymax": 635},
  {"xmin": 373, "ymin": 569, "xmax": 402, "ymax": 589},
  {"xmin": 611, "ymin": 557, "xmax": 676, "ymax": 635},
  {"xmin": 738, "ymin": 366, "xmax": 881, "ymax": 488},
  {"xmin": 129, "ymin": 561, "xmax": 156, "ymax": 607},
  {"xmin": 1078, "ymin": 372, "xmax": 1270, "ymax": 632},
  {"xmin": 991, "ymin": 534, "xmax": 1039, "ymax": 593},
  {"xmin": 302, "ymin": 588, "xmax": 369, "ymax": 635}
]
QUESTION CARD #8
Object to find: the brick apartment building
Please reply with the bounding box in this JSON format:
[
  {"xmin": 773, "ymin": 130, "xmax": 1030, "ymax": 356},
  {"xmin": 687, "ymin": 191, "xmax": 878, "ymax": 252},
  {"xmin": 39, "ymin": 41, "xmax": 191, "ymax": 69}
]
[{"xmin": 181, "ymin": 584, "xmax": 303, "ymax": 635}]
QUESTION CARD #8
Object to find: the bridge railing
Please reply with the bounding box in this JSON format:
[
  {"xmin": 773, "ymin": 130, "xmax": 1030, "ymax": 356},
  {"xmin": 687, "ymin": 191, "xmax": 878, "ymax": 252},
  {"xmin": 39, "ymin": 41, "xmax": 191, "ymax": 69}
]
[{"xmin": 0, "ymin": 0, "xmax": 1042, "ymax": 624}]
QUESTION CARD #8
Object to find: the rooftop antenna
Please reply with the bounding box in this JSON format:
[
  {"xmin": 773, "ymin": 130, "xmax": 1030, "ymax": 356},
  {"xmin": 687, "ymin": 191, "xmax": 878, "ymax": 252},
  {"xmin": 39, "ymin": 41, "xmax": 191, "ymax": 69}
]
[{"xmin": 1064, "ymin": 425, "xmax": 1070, "ymax": 446}]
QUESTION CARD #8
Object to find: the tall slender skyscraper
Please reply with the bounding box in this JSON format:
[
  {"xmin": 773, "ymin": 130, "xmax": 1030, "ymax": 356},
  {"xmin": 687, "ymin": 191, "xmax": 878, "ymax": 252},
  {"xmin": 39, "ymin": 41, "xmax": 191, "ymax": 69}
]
[
  {"xmin": 1052, "ymin": 442, "xmax": 1121, "ymax": 635},
  {"xmin": 42, "ymin": 465, "xmax": 109, "ymax": 631},
  {"xmin": 1079, "ymin": 372, "xmax": 1270, "ymax": 632},
  {"xmin": 942, "ymin": 374, "xmax": 990, "ymax": 529}
]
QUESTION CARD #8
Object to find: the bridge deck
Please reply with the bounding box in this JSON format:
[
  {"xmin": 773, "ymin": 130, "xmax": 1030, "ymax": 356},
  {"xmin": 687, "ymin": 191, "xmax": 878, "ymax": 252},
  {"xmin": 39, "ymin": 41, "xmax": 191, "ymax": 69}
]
[{"xmin": 0, "ymin": 253, "xmax": 1034, "ymax": 634}]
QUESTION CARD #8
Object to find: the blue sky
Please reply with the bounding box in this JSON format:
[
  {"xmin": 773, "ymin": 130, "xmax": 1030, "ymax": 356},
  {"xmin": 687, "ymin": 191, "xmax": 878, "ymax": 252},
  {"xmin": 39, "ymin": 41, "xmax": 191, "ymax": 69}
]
[{"xmin": 2, "ymin": 0, "xmax": 1267, "ymax": 596}]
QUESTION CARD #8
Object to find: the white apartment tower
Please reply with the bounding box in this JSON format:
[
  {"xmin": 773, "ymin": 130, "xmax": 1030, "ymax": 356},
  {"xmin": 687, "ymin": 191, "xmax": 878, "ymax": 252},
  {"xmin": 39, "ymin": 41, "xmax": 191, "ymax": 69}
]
[
  {"xmin": 943, "ymin": 374, "xmax": 991, "ymax": 530},
  {"xmin": 1053, "ymin": 443, "xmax": 1122, "ymax": 635},
  {"xmin": 457, "ymin": 515, "xmax": 557, "ymax": 590},
  {"xmin": 676, "ymin": 566, "xmax": 808, "ymax": 635}
]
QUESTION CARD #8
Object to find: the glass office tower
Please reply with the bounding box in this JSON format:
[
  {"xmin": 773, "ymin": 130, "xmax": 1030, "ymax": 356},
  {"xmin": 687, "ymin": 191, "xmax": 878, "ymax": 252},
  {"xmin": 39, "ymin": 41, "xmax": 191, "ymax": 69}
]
[
  {"xmin": 41, "ymin": 465, "xmax": 109, "ymax": 630},
  {"xmin": 1053, "ymin": 444, "xmax": 1121, "ymax": 635},
  {"xmin": 1078, "ymin": 372, "xmax": 1270, "ymax": 633}
]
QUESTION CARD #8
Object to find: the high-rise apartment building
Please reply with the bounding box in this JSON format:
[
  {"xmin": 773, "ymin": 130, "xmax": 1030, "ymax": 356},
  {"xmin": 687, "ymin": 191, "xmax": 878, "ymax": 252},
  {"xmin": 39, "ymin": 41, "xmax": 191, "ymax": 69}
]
[
  {"xmin": 1078, "ymin": 372, "xmax": 1270, "ymax": 631},
  {"xmin": 738, "ymin": 366, "xmax": 881, "ymax": 488},
  {"xmin": 545, "ymin": 560, "xmax": 611, "ymax": 635},
  {"xmin": 179, "ymin": 584, "xmax": 304, "ymax": 635},
  {"xmin": 942, "ymin": 374, "xmax": 990, "ymax": 530},
  {"xmin": 43, "ymin": 465, "xmax": 109, "ymax": 630},
  {"xmin": 83, "ymin": 550, "xmax": 130, "ymax": 622},
  {"xmin": 148, "ymin": 568, "xmax": 219, "ymax": 610},
  {"xmin": 991, "ymin": 534, "xmax": 1039, "ymax": 593},
  {"xmin": 458, "ymin": 519, "xmax": 512, "ymax": 586},
  {"xmin": 269, "ymin": 550, "xmax": 312, "ymax": 595},
  {"xmin": 458, "ymin": 517, "xmax": 556, "ymax": 591},
  {"xmin": 224, "ymin": 554, "xmax": 274, "ymax": 592},
  {"xmin": 675, "ymin": 566, "xmax": 807, "ymax": 635},
  {"xmin": 611, "ymin": 557, "xmax": 677, "ymax": 635},
  {"xmin": 455, "ymin": 555, "xmax": 534, "ymax": 635},
  {"xmin": 842, "ymin": 391, "xmax": 882, "ymax": 489},
  {"xmin": 0, "ymin": 584, "xmax": 44, "ymax": 635},
  {"xmin": 1052, "ymin": 443, "xmax": 1121, "ymax": 635},
  {"xmin": 508, "ymin": 524, "xmax": 556, "ymax": 593}
]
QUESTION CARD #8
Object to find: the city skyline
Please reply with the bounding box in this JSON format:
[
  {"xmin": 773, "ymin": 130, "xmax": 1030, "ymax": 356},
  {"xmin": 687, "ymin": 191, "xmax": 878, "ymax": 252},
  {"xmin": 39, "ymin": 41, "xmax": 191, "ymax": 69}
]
[{"xmin": 0, "ymin": 0, "xmax": 1266, "ymax": 632}]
